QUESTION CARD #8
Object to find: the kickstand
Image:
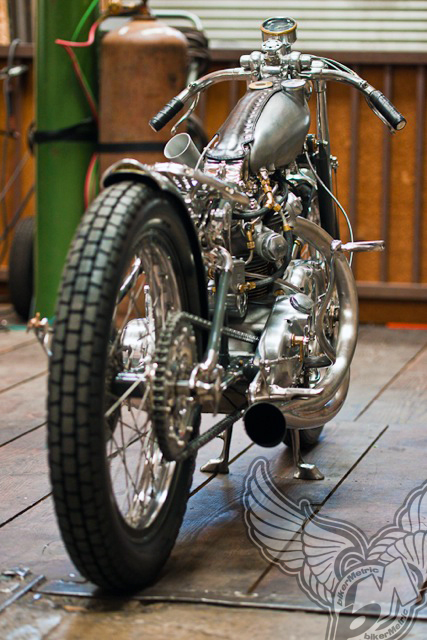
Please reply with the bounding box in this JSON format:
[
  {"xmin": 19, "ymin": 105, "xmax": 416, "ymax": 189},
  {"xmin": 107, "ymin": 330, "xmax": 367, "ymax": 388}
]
[
  {"xmin": 200, "ymin": 425, "xmax": 233, "ymax": 474},
  {"xmin": 290, "ymin": 429, "xmax": 324, "ymax": 480}
]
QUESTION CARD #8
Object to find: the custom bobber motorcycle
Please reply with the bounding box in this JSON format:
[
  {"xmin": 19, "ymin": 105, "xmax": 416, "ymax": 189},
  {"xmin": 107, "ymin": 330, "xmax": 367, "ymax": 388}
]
[{"xmin": 47, "ymin": 17, "xmax": 406, "ymax": 592}]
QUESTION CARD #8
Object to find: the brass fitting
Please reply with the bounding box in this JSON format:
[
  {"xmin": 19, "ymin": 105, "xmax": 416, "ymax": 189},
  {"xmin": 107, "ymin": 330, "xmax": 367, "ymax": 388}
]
[
  {"xmin": 291, "ymin": 334, "xmax": 309, "ymax": 361},
  {"xmin": 106, "ymin": 1, "xmax": 149, "ymax": 17},
  {"xmin": 246, "ymin": 223, "xmax": 256, "ymax": 250},
  {"xmin": 259, "ymin": 168, "xmax": 282, "ymax": 212},
  {"xmin": 238, "ymin": 281, "xmax": 257, "ymax": 293},
  {"xmin": 27, "ymin": 311, "xmax": 42, "ymax": 331}
]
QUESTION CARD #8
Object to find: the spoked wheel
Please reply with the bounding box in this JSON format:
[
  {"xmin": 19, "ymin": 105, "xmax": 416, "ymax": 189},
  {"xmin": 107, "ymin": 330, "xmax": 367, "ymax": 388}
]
[{"xmin": 48, "ymin": 182, "xmax": 204, "ymax": 592}]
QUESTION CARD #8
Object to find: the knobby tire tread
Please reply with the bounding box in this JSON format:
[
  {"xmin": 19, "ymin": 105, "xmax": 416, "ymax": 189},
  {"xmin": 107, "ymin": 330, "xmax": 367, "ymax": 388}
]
[{"xmin": 48, "ymin": 182, "xmax": 195, "ymax": 591}]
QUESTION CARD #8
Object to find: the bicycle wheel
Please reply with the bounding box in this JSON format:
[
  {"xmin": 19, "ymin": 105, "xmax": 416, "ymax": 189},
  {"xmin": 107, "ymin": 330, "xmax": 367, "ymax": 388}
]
[{"xmin": 48, "ymin": 181, "xmax": 204, "ymax": 592}]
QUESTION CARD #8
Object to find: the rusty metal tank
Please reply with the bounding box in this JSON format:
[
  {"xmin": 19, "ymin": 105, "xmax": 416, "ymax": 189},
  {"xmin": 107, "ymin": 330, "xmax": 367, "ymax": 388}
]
[{"xmin": 99, "ymin": 6, "xmax": 188, "ymax": 172}]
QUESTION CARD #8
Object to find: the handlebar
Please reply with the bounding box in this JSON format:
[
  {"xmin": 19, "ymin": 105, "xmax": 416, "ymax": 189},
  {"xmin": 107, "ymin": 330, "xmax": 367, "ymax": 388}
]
[
  {"xmin": 299, "ymin": 67, "xmax": 406, "ymax": 132},
  {"xmin": 149, "ymin": 67, "xmax": 251, "ymax": 132},
  {"xmin": 366, "ymin": 90, "xmax": 406, "ymax": 131},
  {"xmin": 149, "ymin": 97, "xmax": 186, "ymax": 132},
  {"xmin": 149, "ymin": 57, "xmax": 406, "ymax": 133}
]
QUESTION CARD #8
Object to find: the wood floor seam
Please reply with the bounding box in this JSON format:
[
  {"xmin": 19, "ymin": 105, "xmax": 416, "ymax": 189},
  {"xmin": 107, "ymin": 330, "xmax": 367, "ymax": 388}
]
[
  {"xmin": 246, "ymin": 423, "xmax": 389, "ymax": 596},
  {"xmin": 354, "ymin": 340, "xmax": 427, "ymax": 422},
  {"xmin": 0, "ymin": 492, "xmax": 52, "ymax": 529},
  {"xmin": 0, "ymin": 421, "xmax": 46, "ymax": 449},
  {"xmin": 0, "ymin": 369, "xmax": 47, "ymax": 396},
  {"xmin": 0, "ymin": 338, "xmax": 39, "ymax": 356}
]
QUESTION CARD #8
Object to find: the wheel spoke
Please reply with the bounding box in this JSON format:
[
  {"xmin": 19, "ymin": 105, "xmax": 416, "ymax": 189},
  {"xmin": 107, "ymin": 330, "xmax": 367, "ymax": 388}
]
[{"xmin": 105, "ymin": 237, "xmax": 182, "ymax": 529}]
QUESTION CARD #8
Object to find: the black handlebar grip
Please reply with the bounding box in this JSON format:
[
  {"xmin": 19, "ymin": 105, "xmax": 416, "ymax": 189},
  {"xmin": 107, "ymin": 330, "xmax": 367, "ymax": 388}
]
[
  {"xmin": 368, "ymin": 90, "xmax": 406, "ymax": 131},
  {"xmin": 149, "ymin": 97, "xmax": 185, "ymax": 132}
]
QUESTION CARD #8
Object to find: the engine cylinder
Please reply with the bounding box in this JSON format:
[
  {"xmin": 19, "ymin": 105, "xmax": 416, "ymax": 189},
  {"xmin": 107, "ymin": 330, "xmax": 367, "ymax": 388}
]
[{"xmin": 100, "ymin": 13, "xmax": 188, "ymax": 172}]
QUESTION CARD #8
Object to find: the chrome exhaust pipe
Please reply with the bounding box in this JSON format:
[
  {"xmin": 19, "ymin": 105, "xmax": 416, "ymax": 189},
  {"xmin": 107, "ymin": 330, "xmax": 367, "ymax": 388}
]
[
  {"xmin": 164, "ymin": 132, "xmax": 201, "ymax": 168},
  {"xmin": 283, "ymin": 369, "xmax": 350, "ymax": 429},
  {"xmin": 243, "ymin": 402, "xmax": 287, "ymax": 447},
  {"xmin": 248, "ymin": 216, "xmax": 358, "ymax": 431}
]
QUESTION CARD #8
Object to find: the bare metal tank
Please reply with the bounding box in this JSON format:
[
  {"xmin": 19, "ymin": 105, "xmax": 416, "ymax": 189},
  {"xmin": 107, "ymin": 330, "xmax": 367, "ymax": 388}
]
[{"xmin": 206, "ymin": 78, "xmax": 310, "ymax": 173}]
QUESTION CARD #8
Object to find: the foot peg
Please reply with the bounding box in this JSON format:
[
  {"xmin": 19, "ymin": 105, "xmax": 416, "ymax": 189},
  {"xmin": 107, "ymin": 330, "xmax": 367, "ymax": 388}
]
[
  {"xmin": 200, "ymin": 425, "xmax": 233, "ymax": 474},
  {"xmin": 290, "ymin": 429, "xmax": 324, "ymax": 481},
  {"xmin": 331, "ymin": 239, "xmax": 385, "ymax": 253}
]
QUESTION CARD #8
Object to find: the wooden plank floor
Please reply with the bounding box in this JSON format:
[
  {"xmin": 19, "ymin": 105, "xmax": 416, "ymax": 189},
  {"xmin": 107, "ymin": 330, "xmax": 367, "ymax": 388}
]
[{"xmin": 1, "ymin": 312, "xmax": 427, "ymax": 639}]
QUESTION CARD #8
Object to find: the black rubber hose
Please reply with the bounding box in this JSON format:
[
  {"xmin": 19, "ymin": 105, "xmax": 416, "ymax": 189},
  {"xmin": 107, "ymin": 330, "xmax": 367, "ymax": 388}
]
[
  {"xmin": 233, "ymin": 193, "xmax": 287, "ymax": 222},
  {"xmin": 232, "ymin": 205, "xmax": 270, "ymax": 221},
  {"xmin": 253, "ymin": 262, "xmax": 287, "ymax": 289},
  {"xmin": 284, "ymin": 229, "xmax": 293, "ymax": 266}
]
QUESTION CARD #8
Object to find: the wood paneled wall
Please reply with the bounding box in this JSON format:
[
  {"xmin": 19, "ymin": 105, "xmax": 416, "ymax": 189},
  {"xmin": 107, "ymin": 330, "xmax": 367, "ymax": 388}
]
[
  {"xmin": 0, "ymin": 55, "xmax": 34, "ymax": 281},
  {"xmin": 1, "ymin": 48, "xmax": 426, "ymax": 323},
  {"xmin": 0, "ymin": 0, "xmax": 9, "ymax": 45},
  {"xmin": 200, "ymin": 57, "xmax": 427, "ymax": 323}
]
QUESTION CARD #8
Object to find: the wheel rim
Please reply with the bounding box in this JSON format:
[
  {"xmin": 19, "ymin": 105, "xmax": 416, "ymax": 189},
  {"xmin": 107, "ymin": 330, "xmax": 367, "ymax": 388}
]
[{"xmin": 104, "ymin": 234, "xmax": 182, "ymax": 530}]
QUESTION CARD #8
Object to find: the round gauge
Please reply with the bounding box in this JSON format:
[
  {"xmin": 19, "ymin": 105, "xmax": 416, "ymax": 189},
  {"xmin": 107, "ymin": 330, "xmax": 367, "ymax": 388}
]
[{"xmin": 261, "ymin": 17, "xmax": 297, "ymax": 37}]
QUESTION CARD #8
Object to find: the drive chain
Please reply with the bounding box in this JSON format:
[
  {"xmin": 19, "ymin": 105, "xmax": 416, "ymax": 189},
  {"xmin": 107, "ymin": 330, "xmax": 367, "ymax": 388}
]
[{"xmin": 179, "ymin": 311, "xmax": 258, "ymax": 345}]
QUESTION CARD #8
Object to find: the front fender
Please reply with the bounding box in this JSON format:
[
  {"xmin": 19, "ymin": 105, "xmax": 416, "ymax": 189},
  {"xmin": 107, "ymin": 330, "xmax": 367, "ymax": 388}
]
[{"xmin": 102, "ymin": 158, "xmax": 209, "ymax": 323}]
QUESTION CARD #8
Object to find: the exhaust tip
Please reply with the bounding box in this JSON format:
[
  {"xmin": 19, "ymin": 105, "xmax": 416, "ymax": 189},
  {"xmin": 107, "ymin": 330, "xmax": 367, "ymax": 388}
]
[
  {"xmin": 244, "ymin": 402, "xmax": 286, "ymax": 448},
  {"xmin": 164, "ymin": 132, "xmax": 201, "ymax": 168}
]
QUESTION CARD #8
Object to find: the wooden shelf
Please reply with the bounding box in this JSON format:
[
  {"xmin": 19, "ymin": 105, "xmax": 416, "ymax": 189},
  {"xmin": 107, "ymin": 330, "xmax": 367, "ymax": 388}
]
[{"xmin": 0, "ymin": 43, "xmax": 33, "ymax": 59}]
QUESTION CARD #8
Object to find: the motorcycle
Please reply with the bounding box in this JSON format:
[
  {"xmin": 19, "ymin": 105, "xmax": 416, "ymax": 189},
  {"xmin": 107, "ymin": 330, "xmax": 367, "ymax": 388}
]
[{"xmin": 46, "ymin": 17, "xmax": 406, "ymax": 592}]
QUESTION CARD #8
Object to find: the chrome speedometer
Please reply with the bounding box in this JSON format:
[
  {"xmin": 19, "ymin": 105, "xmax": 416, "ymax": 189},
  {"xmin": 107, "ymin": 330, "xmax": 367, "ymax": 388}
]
[{"xmin": 261, "ymin": 16, "xmax": 297, "ymax": 44}]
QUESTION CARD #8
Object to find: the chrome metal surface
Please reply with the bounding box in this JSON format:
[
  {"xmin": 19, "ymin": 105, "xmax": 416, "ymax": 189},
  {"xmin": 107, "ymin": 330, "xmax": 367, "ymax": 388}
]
[
  {"xmin": 200, "ymin": 426, "xmax": 233, "ymax": 474},
  {"xmin": 195, "ymin": 247, "xmax": 233, "ymax": 379},
  {"xmin": 301, "ymin": 67, "xmax": 373, "ymax": 93},
  {"xmin": 290, "ymin": 429, "xmax": 325, "ymax": 480},
  {"xmin": 155, "ymin": 314, "xmax": 199, "ymax": 458},
  {"xmin": 27, "ymin": 314, "xmax": 52, "ymax": 358},
  {"xmin": 106, "ymin": 239, "xmax": 183, "ymax": 530},
  {"xmin": 248, "ymin": 216, "xmax": 358, "ymax": 430},
  {"xmin": 254, "ymin": 226, "xmax": 288, "ymax": 262},
  {"xmin": 176, "ymin": 68, "xmax": 252, "ymax": 106},
  {"xmin": 164, "ymin": 133, "xmax": 201, "ymax": 168},
  {"xmin": 250, "ymin": 88, "xmax": 310, "ymax": 172},
  {"xmin": 207, "ymin": 86, "xmax": 282, "ymax": 164},
  {"xmin": 282, "ymin": 238, "xmax": 356, "ymax": 427},
  {"xmin": 332, "ymin": 239, "xmax": 385, "ymax": 253},
  {"xmin": 103, "ymin": 159, "xmax": 251, "ymax": 207}
]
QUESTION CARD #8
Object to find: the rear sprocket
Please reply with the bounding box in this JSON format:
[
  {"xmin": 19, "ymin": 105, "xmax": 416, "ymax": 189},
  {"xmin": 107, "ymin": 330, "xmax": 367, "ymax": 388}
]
[{"xmin": 153, "ymin": 312, "xmax": 199, "ymax": 461}]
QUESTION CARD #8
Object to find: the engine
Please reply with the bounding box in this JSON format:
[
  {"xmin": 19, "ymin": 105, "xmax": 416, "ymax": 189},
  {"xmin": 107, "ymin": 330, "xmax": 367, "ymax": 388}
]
[{"xmin": 197, "ymin": 154, "xmax": 333, "ymax": 408}]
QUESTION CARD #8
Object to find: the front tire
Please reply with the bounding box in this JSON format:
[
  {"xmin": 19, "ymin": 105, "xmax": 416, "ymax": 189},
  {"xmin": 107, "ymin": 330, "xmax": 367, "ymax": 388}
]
[{"xmin": 48, "ymin": 182, "xmax": 203, "ymax": 592}]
